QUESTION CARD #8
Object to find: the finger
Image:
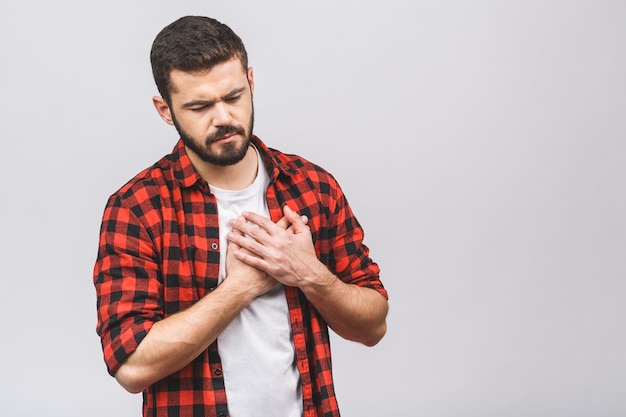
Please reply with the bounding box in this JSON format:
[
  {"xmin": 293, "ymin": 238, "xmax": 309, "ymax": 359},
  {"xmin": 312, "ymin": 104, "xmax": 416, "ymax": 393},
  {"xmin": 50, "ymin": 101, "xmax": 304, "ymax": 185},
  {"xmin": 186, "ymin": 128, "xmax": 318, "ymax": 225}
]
[
  {"xmin": 226, "ymin": 230, "xmax": 267, "ymax": 258},
  {"xmin": 277, "ymin": 213, "xmax": 308, "ymax": 231},
  {"xmin": 226, "ymin": 224, "xmax": 246, "ymax": 248},
  {"xmin": 286, "ymin": 215, "xmax": 308, "ymax": 234},
  {"xmin": 239, "ymin": 211, "xmax": 278, "ymax": 234},
  {"xmin": 232, "ymin": 248, "xmax": 268, "ymax": 271},
  {"xmin": 275, "ymin": 215, "xmax": 290, "ymax": 230},
  {"xmin": 283, "ymin": 205, "xmax": 309, "ymax": 233},
  {"xmin": 228, "ymin": 215, "xmax": 264, "ymax": 238}
]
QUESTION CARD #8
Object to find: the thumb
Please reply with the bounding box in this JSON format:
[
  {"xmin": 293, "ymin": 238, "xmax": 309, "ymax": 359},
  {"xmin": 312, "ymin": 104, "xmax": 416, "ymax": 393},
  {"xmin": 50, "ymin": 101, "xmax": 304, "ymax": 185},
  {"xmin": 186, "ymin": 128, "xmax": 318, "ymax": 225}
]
[{"xmin": 283, "ymin": 205, "xmax": 309, "ymax": 232}]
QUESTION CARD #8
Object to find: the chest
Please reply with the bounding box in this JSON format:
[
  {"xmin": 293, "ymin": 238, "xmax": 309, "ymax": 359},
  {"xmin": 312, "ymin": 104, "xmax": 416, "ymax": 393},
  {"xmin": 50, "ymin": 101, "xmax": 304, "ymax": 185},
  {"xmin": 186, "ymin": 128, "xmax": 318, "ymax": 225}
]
[{"xmin": 153, "ymin": 182, "xmax": 329, "ymax": 314}]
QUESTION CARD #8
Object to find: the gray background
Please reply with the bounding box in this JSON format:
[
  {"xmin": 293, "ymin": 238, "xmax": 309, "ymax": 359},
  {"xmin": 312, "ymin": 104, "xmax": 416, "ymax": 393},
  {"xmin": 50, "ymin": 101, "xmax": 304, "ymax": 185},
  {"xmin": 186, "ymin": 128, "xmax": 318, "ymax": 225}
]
[{"xmin": 1, "ymin": 0, "xmax": 625, "ymax": 416}]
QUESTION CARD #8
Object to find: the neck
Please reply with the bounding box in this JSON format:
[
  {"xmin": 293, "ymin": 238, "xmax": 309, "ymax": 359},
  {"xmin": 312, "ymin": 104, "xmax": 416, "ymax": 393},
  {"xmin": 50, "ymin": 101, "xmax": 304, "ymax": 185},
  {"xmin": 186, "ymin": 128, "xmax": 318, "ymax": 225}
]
[{"xmin": 190, "ymin": 145, "xmax": 259, "ymax": 190}]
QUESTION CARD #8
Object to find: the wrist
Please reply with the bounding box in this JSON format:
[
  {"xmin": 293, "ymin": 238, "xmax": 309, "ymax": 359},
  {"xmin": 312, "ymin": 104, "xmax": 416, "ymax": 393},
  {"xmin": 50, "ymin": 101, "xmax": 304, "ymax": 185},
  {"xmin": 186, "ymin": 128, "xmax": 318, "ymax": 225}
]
[
  {"xmin": 298, "ymin": 261, "xmax": 338, "ymax": 296},
  {"xmin": 216, "ymin": 275, "xmax": 259, "ymax": 305}
]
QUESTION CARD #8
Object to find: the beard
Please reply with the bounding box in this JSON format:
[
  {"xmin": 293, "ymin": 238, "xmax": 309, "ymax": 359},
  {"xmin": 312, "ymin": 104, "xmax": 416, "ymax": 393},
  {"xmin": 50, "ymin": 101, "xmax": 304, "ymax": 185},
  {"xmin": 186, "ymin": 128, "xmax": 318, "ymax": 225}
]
[{"xmin": 172, "ymin": 106, "xmax": 255, "ymax": 167}]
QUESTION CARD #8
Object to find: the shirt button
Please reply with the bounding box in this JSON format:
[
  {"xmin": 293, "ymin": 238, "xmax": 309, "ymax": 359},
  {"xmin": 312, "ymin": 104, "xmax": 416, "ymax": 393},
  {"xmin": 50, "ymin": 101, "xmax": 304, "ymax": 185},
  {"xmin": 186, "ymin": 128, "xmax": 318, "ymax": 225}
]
[
  {"xmin": 215, "ymin": 368, "xmax": 222, "ymax": 376},
  {"xmin": 211, "ymin": 242, "xmax": 219, "ymax": 250}
]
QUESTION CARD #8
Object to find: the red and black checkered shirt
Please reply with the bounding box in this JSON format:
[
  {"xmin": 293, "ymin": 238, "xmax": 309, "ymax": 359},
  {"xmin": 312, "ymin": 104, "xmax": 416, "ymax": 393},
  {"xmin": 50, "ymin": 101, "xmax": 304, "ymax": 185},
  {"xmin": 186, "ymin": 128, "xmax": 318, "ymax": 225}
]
[{"xmin": 94, "ymin": 136, "xmax": 387, "ymax": 417}]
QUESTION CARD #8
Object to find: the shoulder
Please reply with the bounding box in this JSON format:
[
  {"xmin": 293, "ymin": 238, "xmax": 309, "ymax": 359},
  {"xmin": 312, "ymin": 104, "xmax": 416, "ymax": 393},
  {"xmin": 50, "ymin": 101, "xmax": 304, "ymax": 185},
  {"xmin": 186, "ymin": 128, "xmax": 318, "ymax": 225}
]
[
  {"xmin": 111, "ymin": 162, "xmax": 166, "ymax": 207},
  {"xmin": 102, "ymin": 154, "xmax": 178, "ymax": 232},
  {"xmin": 265, "ymin": 146, "xmax": 341, "ymax": 194},
  {"xmin": 107, "ymin": 140, "xmax": 194, "ymax": 210}
]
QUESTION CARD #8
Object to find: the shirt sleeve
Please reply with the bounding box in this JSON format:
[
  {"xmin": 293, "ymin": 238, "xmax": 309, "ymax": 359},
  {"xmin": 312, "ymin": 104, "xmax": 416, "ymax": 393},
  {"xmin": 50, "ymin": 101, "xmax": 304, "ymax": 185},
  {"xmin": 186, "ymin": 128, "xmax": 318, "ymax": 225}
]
[
  {"xmin": 328, "ymin": 183, "xmax": 388, "ymax": 301},
  {"xmin": 93, "ymin": 194, "xmax": 164, "ymax": 376}
]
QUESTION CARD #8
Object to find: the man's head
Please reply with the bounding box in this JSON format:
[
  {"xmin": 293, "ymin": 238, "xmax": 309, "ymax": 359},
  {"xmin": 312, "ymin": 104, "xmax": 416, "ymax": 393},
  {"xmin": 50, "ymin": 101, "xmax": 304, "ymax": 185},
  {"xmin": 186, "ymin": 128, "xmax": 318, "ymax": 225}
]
[
  {"xmin": 151, "ymin": 16, "xmax": 248, "ymax": 105},
  {"xmin": 150, "ymin": 16, "xmax": 255, "ymax": 168}
]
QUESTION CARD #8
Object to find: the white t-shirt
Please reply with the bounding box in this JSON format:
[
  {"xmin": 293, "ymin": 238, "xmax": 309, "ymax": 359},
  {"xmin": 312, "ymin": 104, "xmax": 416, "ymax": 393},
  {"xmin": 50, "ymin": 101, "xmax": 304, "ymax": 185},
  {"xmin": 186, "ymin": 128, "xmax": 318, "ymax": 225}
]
[{"xmin": 211, "ymin": 146, "xmax": 303, "ymax": 417}]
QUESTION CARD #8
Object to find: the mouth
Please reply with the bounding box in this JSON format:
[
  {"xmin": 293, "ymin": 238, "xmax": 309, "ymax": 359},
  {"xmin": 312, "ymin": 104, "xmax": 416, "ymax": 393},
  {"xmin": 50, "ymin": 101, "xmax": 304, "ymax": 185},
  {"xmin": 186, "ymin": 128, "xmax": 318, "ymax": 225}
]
[
  {"xmin": 208, "ymin": 125, "xmax": 245, "ymax": 145},
  {"xmin": 214, "ymin": 132, "xmax": 238, "ymax": 143}
]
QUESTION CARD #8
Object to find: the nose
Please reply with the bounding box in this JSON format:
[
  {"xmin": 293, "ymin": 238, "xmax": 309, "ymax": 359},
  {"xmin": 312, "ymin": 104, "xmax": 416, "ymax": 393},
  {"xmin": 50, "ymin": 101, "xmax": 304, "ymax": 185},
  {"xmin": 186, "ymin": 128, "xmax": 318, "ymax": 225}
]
[{"xmin": 212, "ymin": 102, "xmax": 232, "ymax": 126}]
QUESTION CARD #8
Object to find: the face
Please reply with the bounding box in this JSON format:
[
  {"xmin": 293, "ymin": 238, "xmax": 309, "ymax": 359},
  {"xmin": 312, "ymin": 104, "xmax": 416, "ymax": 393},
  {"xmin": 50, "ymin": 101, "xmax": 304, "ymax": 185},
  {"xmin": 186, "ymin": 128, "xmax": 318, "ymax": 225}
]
[{"xmin": 155, "ymin": 58, "xmax": 255, "ymax": 167}]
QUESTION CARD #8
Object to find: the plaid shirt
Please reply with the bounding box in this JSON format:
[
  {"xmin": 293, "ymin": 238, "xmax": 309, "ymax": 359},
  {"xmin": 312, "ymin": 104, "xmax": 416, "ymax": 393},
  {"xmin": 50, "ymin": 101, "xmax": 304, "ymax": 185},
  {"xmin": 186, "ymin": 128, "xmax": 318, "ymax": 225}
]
[{"xmin": 94, "ymin": 136, "xmax": 387, "ymax": 417}]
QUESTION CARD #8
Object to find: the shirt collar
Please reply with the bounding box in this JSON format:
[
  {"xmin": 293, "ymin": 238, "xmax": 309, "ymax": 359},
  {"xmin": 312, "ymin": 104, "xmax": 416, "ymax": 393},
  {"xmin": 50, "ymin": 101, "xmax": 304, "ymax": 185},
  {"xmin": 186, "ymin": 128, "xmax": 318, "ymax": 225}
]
[{"xmin": 165, "ymin": 135, "xmax": 298, "ymax": 190}]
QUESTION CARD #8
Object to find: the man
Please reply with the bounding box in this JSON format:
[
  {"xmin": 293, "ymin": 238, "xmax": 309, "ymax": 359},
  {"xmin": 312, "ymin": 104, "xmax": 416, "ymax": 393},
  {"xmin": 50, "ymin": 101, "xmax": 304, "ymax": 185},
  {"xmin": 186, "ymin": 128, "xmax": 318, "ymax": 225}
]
[{"xmin": 94, "ymin": 15, "xmax": 388, "ymax": 417}]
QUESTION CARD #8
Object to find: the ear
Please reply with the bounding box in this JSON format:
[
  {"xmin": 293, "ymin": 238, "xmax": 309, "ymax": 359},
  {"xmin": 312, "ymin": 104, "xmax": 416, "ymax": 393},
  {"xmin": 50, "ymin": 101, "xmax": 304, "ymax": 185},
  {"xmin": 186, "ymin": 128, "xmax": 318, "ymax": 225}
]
[
  {"xmin": 152, "ymin": 96, "xmax": 174, "ymax": 125},
  {"xmin": 247, "ymin": 67, "xmax": 255, "ymax": 95}
]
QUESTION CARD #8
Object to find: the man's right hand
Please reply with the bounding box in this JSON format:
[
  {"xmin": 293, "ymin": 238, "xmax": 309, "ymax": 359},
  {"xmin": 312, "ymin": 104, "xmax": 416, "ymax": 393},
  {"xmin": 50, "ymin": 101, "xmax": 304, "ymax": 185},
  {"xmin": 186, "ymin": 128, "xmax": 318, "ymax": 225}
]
[{"xmin": 224, "ymin": 227, "xmax": 277, "ymax": 298}]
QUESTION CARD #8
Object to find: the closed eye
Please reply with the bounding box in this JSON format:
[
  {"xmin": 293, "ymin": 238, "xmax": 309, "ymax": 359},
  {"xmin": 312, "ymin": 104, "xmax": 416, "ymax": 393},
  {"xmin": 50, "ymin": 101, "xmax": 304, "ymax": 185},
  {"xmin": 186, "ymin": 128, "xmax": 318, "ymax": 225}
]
[
  {"xmin": 183, "ymin": 87, "xmax": 246, "ymax": 111},
  {"xmin": 224, "ymin": 95, "xmax": 241, "ymax": 103}
]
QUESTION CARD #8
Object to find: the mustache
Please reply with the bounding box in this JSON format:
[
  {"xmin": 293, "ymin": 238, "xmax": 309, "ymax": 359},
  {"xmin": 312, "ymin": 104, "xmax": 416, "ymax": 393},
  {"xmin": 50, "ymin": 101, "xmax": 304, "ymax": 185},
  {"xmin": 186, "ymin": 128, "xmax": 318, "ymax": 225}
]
[{"xmin": 206, "ymin": 125, "xmax": 246, "ymax": 143}]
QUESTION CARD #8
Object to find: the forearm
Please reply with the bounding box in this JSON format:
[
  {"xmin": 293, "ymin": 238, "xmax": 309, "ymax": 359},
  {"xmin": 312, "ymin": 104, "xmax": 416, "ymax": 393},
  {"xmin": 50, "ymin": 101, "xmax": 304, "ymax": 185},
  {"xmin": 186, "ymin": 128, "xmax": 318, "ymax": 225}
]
[
  {"xmin": 227, "ymin": 207, "xmax": 388, "ymax": 345},
  {"xmin": 114, "ymin": 279, "xmax": 254, "ymax": 393},
  {"xmin": 300, "ymin": 262, "xmax": 388, "ymax": 346}
]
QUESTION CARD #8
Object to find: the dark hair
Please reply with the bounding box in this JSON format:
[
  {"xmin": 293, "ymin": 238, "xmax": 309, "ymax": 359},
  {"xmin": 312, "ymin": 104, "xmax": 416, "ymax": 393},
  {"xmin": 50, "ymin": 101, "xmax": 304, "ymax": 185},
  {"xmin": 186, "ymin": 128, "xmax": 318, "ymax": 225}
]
[{"xmin": 150, "ymin": 16, "xmax": 249, "ymax": 104}]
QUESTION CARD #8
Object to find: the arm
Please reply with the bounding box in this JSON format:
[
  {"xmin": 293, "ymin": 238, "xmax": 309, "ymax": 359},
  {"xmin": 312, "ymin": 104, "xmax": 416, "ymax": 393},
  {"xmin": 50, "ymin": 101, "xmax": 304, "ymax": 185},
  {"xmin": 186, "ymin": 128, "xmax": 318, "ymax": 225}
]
[
  {"xmin": 96, "ymin": 200, "xmax": 293, "ymax": 393},
  {"xmin": 292, "ymin": 259, "xmax": 388, "ymax": 346},
  {"xmin": 113, "ymin": 263, "xmax": 271, "ymax": 393},
  {"xmin": 227, "ymin": 205, "xmax": 388, "ymax": 346}
]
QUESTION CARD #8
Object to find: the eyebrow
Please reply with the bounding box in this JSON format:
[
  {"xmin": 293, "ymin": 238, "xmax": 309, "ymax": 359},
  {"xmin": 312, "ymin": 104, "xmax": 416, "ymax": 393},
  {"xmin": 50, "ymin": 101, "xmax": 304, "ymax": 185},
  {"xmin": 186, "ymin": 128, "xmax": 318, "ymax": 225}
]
[{"xmin": 182, "ymin": 87, "xmax": 247, "ymax": 109}]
